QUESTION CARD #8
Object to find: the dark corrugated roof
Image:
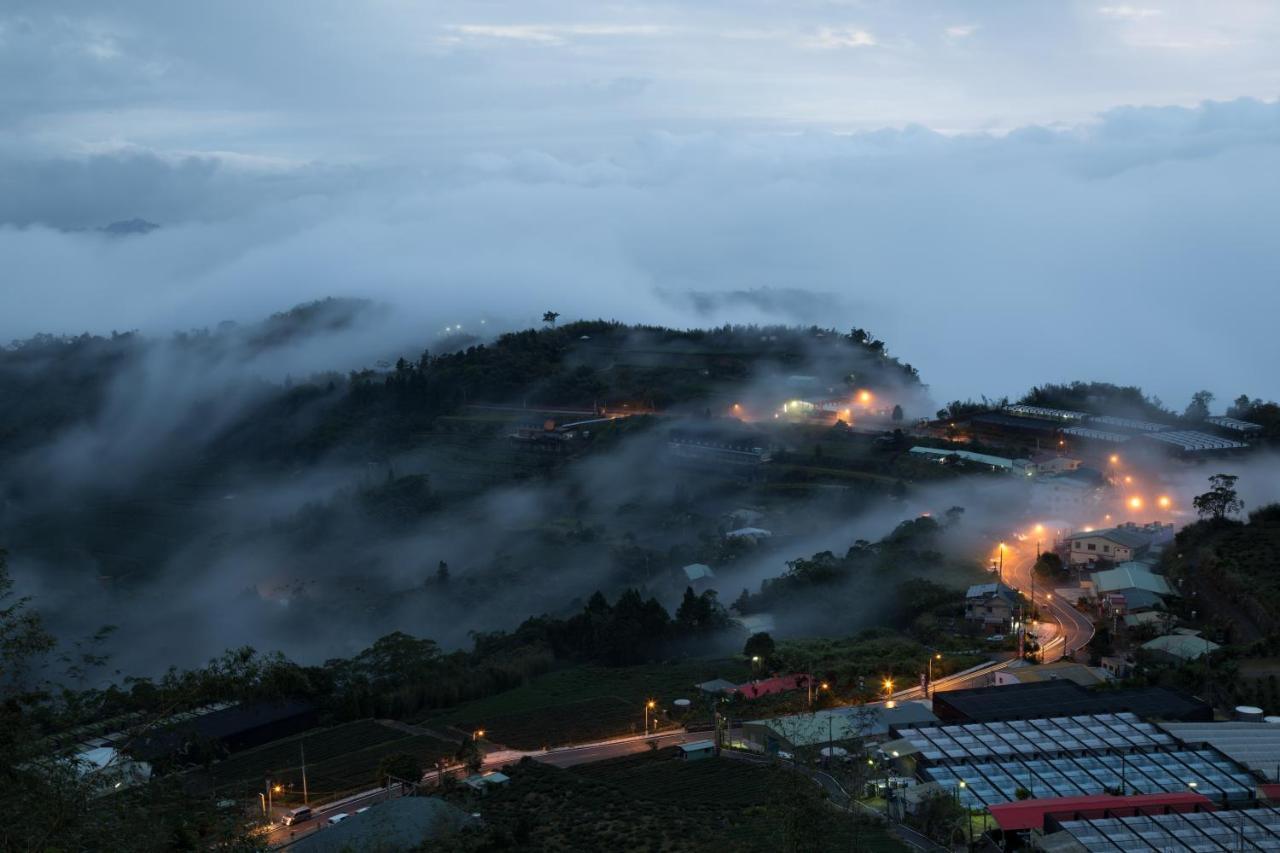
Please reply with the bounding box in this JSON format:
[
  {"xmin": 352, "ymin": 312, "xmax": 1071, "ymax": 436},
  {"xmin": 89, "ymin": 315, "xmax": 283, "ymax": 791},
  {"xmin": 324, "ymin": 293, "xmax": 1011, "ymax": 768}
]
[{"xmin": 931, "ymin": 681, "xmax": 1210, "ymax": 723}]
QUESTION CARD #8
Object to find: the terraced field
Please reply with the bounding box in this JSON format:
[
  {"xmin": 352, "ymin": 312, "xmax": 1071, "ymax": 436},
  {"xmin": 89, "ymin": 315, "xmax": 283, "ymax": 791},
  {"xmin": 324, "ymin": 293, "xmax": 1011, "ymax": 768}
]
[
  {"xmin": 574, "ymin": 750, "xmax": 776, "ymax": 805},
  {"xmin": 201, "ymin": 720, "xmax": 454, "ymax": 801},
  {"xmin": 433, "ymin": 658, "xmax": 750, "ymax": 748},
  {"xmin": 454, "ymin": 695, "xmax": 639, "ymax": 750}
]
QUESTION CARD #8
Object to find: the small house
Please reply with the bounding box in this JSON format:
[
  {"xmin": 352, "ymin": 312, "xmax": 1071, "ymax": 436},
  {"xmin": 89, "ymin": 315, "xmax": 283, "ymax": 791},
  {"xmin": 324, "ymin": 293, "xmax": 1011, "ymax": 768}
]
[{"xmin": 678, "ymin": 740, "xmax": 716, "ymax": 761}]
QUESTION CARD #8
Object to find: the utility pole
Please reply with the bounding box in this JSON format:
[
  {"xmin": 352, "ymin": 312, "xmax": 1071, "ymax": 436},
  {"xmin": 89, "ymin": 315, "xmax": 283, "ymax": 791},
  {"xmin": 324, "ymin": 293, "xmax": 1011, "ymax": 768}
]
[
  {"xmin": 301, "ymin": 744, "xmax": 309, "ymax": 805},
  {"xmin": 266, "ymin": 779, "xmax": 273, "ymax": 822}
]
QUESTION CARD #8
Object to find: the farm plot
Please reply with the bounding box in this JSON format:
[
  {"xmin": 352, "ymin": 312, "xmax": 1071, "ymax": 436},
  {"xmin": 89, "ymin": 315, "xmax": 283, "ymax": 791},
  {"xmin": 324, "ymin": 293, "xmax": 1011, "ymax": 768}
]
[
  {"xmin": 455, "ymin": 696, "xmax": 640, "ymax": 750},
  {"xmin": 206, "ymin": 720, "xmax": 407, "ymax": 792},
  {"xmin": 302, "ymin": 734, "xmax": 456, "ymax": 799},
  {"xmin": 432, "ymin": 658, "xmax": 749, "ymax": 734},
  {"xmin": 574, "ymin": 750, "xmax": 776, "ymax": 806}
]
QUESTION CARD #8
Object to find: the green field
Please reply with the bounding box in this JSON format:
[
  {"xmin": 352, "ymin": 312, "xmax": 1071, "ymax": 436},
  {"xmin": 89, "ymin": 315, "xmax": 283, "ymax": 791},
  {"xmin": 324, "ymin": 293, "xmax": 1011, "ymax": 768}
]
[
  {"xmin": 433, "ymin": 752, "xmax": 907, "ymax": 852},
  {"xmin": 573, "ymin": 751, "xmax": 776, "ymax": 805},
  {"xmin": 454, "ymin": 695, "xmax": 641, "ymax": 750},
  {"xmin": 200, "ymin": 720, "xmax": 454, "ymax": 802},
  {"xmin": 430, "ymin": 659, "xmax": 751, "ymax": 749}
]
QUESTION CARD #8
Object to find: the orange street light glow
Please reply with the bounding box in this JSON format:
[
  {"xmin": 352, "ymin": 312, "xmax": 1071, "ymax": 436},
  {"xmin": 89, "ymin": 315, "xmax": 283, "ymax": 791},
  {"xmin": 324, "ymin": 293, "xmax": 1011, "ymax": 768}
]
[
  {"xmin": 1124, "ymin": 475, "xmax": 1133, "ymax": 484},
  {"xmin": 1158, "ymin": 496, "xmax": 1172, "ymax": 509},
  {"xmin": 1129, "ymin": 496, "xmax": 1143, "ymax": 510},
  {"xmin": 1034, "ymin": 524, "xmax": 1045, "ymax": 534},
  {"xmin": 1109, "ymin": 454, "xmax": 1119, "ymax": 464},
  {"xmin": 858, "ymin": 390, "xmax": 873, "ymax": 404}
]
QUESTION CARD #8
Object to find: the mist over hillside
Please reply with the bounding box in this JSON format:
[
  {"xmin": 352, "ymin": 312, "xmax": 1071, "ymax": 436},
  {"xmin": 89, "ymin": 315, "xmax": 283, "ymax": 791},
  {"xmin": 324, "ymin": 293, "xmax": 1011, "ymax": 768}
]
[{"xmin": 2, "ymin": 305, "xmax": 952, "ymax": 677}]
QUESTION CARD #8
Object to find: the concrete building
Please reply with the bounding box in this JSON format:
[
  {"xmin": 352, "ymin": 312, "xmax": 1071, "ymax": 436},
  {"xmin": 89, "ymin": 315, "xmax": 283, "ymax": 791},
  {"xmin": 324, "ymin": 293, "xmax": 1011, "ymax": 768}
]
[
  {"xmin": 1065, "ymin": 523, "xmax": 1173, "ymax": 567},
  {"xmin": 965, "ymin": 582, "xmax": 1021, "ymax": 633},
  {"xmin": 1030, "ymin": 451, "xmax": 1082, "ymax": 474},
  {"xmin": 993, "ymin": 660, "xmax": 1108, "ymax": 688}
]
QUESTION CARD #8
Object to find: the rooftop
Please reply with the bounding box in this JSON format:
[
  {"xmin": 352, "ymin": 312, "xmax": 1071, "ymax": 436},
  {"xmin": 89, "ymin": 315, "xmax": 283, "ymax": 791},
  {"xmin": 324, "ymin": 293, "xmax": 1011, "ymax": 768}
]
[
  {"xmin": 925, "ymin": 746, "xmax": 1254, "ymax": 807},
  {"xmin": 1004, "ymin": 405, "xmax": 1088, "ymax": 422},
  {"xmin": 679, "ymin": 740, "xmax": 716, "ymax": 753},
  {"xmin": 682, "ymin": 563, "xmax": 714, "ymax": 581},
  {"xmin": 1092, "ymin": 564, "xmax": 1174, "ymax": 596},
  {"xmin": 987, "ymin": 791, "xmax": 1213, "ymax": 831},
  {"xmin": 288, "ymin": 796, "xmax": 473, "ymax": 853},
  {"xmin": 751, "ymin": 700, "xmax": 937, "ymax": 746},
  {"xmin": 898, "ymin": 712, "xmax": 1177, "ymax": 764},
  {"xmin": 1142, "ymin": 634, "xmax": 1220, "ymax": 661},
  {"xmin": 1057, "ymin": 806, "xmax": 1280, "ymax": 851},
  {"xmin": 1066, "ymin": 527, "xmax": 1155, "ymax": 549},
  {"xmin": 1086, "ymin": 415, "xmax": 1171, "ymax": 433},
  {"xmin": 908, "ymin": 446, "xmax": 1030, "ymax": 470},
  {"xmin": 1159, "ymin": 721, "xmax": 1280, "ymax": 781},
  {"xmin": 1204, "ymin": 415, "xmax": 1263, "ymax": 433},
  {"xmin": 1062, "ymin": 426, "xmax": 1131, "ymax": 443},
  {"xmin": 965, "ymin": 582, "xmax": 1021, "ymax": 602},
  {"xmin": 1139, "ymin": 430, "xmax": 1249, "ymax": 452},
  {"xmin": 930, "ymin": 680, "xmax": 1211, "ymax": 724}
]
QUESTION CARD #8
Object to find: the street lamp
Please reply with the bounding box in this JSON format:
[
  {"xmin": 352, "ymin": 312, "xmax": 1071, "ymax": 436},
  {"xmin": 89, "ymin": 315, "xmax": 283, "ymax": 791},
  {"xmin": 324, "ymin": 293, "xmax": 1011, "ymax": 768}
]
[
  {"xmin": 473, "ymin": 728, "xmax": 486, "ymax": 741},
  {"xmin": 644, "ymin": 700, "xmax": 657, "ymax": 736},
  {"xmin": 882, "ymin": 677, "xmax": 895, "ymax": 699}
]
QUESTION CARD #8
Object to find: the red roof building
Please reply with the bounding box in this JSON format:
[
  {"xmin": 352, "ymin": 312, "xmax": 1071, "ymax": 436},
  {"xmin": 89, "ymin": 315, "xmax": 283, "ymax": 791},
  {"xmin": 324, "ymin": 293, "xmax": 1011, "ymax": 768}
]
[
  {"xmin": 987, "ymin": 791, "xmax": 1214, "ymax": 832},
  {"xmin": 733, "ymin": 674, "xmax": 809, "ymax": 699}
]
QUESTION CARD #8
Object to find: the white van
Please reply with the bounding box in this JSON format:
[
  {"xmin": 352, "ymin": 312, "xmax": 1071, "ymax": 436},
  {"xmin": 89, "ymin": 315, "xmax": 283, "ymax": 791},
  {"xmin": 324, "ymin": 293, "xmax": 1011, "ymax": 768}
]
[{"xmin": 282, "ymin": 806, "xmax": 312, "ymax": 826}]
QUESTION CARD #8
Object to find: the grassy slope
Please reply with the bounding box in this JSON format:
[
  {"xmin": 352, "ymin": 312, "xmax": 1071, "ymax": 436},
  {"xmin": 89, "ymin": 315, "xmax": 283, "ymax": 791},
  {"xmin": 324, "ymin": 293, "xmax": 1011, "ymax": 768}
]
[
  {"xmin": 435, "ymin": 752, "xmax": 907, "ymax": 852},
  {"xmin": 427, "ymin": 659, "xmax": 752, "ymax": 748}
]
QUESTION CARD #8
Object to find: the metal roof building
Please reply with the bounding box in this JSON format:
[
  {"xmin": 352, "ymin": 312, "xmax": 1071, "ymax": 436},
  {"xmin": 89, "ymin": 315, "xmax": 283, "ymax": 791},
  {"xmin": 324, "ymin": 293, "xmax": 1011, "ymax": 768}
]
[
  {"xmin": 1053, "ymin": 807, "xmax": 1280, "ymax": 851},
  {"xmin": 744, "ymin": 701, "xmax": 938, "ymax": 751},
  {"xmin": 1087, "ymin": 415, "xmax": 1171, "ymax": 433},
  {"xmin": 1142, "ymin": 634, "xmax": 1220, "ymax": 662},
  {"xmin": 929, "ymin": 681, "xmax": 1212, "ymax": 724},
  {"xmin": 906, "ymin": 713, "xmax": 1256, "ymax": 808},
  {"xmin": 1004, "ymin": 405, "xmax": 1089, "ymax": 422},
  {"xmin": 1137, "ymin": 430, "xmax": 1249, "ymax": 452},
  {"xmin": 987, "ymin": 791, "xmax": 1213, "ymax": 832},
  {"xmin": 1092, "ymin": 564, "xmax": 1174, "ymax": 597},
  {"xmin": 1158, "ymin": 722, "xmax": 1280, "ymax": 782},
  {"xmin": 1204, "ymin": 416, "xmax": 1263, "ymax": 434},
  {"xmin": 1062, "ymin": 426, "xmax": 1131, "ymax": 444}
]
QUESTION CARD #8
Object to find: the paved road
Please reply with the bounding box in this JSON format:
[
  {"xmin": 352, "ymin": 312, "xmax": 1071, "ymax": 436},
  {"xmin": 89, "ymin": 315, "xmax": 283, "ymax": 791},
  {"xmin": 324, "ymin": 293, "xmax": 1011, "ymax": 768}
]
[
  {"xmin": 892, "ymin": 544, "xmax": 1098, "ymax": 702},
  {"xmin": 265, "ymin": 786, "xmax": 402, "ymax": 848},
  {"xmin": 534, "ymin": 730, "xmax": 707, "ymax": 767},
  {"xmin": 1001, "ymin": 546, "xmax": 1095, "ymax": 660}
]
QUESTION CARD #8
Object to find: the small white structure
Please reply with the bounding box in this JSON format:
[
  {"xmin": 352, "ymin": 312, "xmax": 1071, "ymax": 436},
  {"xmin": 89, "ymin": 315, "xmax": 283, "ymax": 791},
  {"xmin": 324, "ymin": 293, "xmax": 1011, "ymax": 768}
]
[
  {"xmin": 682, "ymin": 563, "xmax": 715, "ymax": 582},
  {"xmin": 725, "ymin": 527, "xmax": 772, "ymax": 541},
  {"xmin": 464, "ymin": 771, "xmax": 511, "ymax": 791},
  {"xmin": 678, "ymin": 740, "xmax": 716, "ymax": 761}
]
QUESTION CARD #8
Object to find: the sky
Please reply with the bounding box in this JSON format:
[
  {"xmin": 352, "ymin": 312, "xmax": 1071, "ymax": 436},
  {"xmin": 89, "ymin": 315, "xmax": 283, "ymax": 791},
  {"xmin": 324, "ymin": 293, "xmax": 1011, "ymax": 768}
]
[{"xmin": 3, "ymin": 1, "xmax": 1280, "ymax": 407}]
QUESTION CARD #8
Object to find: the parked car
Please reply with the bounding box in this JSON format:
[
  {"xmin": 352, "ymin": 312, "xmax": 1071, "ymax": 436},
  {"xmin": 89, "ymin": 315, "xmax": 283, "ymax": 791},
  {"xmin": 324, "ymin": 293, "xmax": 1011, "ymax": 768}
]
[{"xmin": 327, "ymin": 813, "xmax": 349, "ymax": 825}]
